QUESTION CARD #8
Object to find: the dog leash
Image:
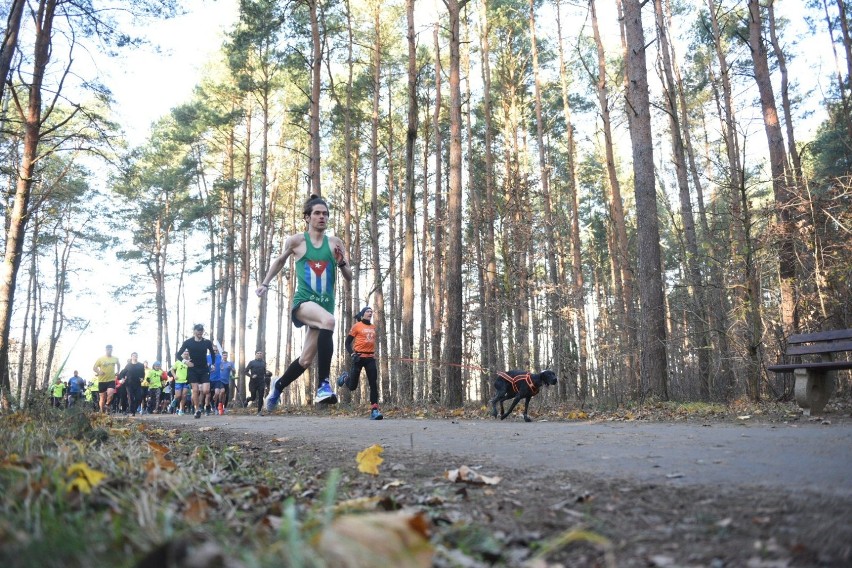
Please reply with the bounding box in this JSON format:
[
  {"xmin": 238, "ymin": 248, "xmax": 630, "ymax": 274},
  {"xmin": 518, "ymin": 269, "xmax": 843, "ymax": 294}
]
[{"xmin": 368, "ymin": 357, "xmax": 540, "ymax": 395}]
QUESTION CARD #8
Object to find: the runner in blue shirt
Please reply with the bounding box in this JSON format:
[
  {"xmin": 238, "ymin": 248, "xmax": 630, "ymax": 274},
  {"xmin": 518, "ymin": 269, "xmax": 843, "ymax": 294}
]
[
  {"xmin": 66, "ymin": 371, "xmax": 86, "ymax": 407},
  {"xmin": 214, "ymin": 351, "xmax": 235, "ymax": 414}
]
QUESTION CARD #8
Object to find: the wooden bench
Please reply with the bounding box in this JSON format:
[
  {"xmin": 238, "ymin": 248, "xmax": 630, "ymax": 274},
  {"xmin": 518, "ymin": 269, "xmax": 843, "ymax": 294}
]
[{"xmin": 767, "ymin": 329, "xmax": 852, "ymax": 415}]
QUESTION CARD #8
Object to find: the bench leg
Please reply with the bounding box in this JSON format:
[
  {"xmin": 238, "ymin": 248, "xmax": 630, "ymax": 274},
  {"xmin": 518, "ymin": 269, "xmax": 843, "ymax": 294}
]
[{"xmin": 794, "ymin": 369, "xmax": 836, "ymax": 416}]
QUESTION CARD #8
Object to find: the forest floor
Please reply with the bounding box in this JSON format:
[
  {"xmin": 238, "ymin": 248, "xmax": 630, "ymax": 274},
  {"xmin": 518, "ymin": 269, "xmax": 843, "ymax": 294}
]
[{"xmin": 1, "ymin": 398, "xmax": 851, "ymax": 567}]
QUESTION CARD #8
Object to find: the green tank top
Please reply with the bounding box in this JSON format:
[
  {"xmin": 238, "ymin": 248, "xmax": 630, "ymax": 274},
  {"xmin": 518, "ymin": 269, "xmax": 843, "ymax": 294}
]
[{"xmin": 293, "ymin": 233, "xmax": 336, "ymax": 315}]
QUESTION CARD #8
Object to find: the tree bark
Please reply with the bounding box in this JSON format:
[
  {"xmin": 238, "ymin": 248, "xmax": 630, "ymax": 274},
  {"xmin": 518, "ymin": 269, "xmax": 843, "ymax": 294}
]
[
  {"xmin": 443, "ymin": 0, "xmax": 468, "ymax": 408},
  {"xmin": 0, "ymin": 0, "xmax": 25, "ymax": 106},
  {"xmin": 308, "ymin": 0, "xmax": 322, "ymax": 196},
  {"xmin": 400, "ymin": 0, "xmax": 417, "ymax": 404},
  {"xmin": 766, "ymin": 0, "xmax": 802, "ymax": 186},
  {"xmin": 622, "ymin": 0, "xmax": 668, "ymax": 400},
  {"xmin": 747, "ymin": 0, "xmax": 797, "ymax": 340},
  {"xmin": 478, "ymin": 0, "xmax": 499, "ymax": 385},
  {"xmin": 528, "ymin": 0, "xmax": 560, "ymax": 380},
  {"xmin": 556, "ymin": 0, "xmax": 588, "ymax": 402},
  {"xmin": 431, "ymin": 21, "xmax": 444, "ymax": 402},
  {"xmin": 0, "ymin": 0, "xmax": 57, "ymax": 393},
  {"xmin": 590, "ymin": 0, "xmax": 635, "ymax": 395},
  {"xmin": 653, "ymin": 0, "xmax": 710, "ymax": 398},
  {"xmin": 369, "ymin": 4, "xmax": 388, "ymax": 405}
]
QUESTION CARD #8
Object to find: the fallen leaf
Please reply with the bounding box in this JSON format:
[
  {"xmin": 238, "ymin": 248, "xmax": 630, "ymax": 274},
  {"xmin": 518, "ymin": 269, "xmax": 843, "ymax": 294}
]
[
  {"xmin": 66, "ymin": 462, "xmax": 106, "ymax": 494},
  {"xmin": 184, "ymin": 494, "xmax": 209, "ymax": 523},
  {"xmin": 334, "ymin": 496, "xmax": 382, "ymax": 514},
  {"xmin": 198, "ymin": 426, "xmax": 216, "ymax": 432},
  {"xmin": 145, "ymin": 451, "xmax": 178, "ymax": 482},
  {"xmin": 147, "ymin": 441, "xmax": 170, "ymax": 456},
  {"xmin": 272, "ymin": 437, "xmax": 290, "ymax": 443},
  {"xmin": 317, "ymin": 511, "xmax": 432, "ymax": 568},
  {"xmin": 445, "ymin": 465, "xmax": 501, "ymax": 485},
  {"xmin": 356, "ymin": 444, "xmax": 384, "ymax": 476},
  {"xmin": 737, "ymin": 415, "xmax": 751, "ymax": 420}
]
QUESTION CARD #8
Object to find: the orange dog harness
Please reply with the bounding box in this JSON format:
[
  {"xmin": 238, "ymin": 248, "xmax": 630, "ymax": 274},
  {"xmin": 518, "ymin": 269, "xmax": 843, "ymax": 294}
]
[{"xmin": 496, "ymin": 371, "xmax": 538, "ymax": 396}]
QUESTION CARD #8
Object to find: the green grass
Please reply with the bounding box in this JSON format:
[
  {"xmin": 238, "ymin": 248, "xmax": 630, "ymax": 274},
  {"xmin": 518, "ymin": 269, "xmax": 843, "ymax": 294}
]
[{"xmin": 0, "ymin": 403, "xmax": 331, "ymax": 567}]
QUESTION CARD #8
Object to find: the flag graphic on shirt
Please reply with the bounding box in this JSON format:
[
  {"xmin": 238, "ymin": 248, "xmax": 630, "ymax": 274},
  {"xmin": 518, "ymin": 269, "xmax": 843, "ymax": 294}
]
[{"xmin": 305, "ymin": 260, "xmax": 330, "ymax": 294}]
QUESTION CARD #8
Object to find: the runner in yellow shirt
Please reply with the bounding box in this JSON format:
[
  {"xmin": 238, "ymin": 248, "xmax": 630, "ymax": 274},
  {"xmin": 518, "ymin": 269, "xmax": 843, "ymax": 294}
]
[
  {"xmin": 50, "ymin": 377, "xmax": 66, "ymax": 409},
  {"xmin": 169, "ymin": 350, "xmax": 191, "ymax": 415},
  {"xmin": 144, "ymin": 362, "xmax": 166, "ymax": 414},
  {"xmin": 93, "ymin": 344, "xmax": 120, "ymax": 414}
]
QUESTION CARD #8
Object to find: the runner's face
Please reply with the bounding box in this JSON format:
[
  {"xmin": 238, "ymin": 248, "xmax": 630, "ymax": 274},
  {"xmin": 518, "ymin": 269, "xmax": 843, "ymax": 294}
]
[
  {"xmin": 194, "ymin": 328, "xmax": 203, "ymax": 339},
  {"xmin": 306, "ymin": 205, "xmax": 329, "ymax": 230},
  {"xmin": 363, "ymin": 309, "xmax": 373, "ymax": 320}
]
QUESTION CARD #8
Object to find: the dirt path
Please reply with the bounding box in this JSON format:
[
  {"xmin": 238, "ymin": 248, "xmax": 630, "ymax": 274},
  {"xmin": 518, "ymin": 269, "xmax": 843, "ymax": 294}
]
[
  {"xmin": 152, "ymin": 414, "xmax": 852, "ymax": 497},
  {"xmin": 143, "ymin": 413, "xmax": 852, "ymax": 565}
]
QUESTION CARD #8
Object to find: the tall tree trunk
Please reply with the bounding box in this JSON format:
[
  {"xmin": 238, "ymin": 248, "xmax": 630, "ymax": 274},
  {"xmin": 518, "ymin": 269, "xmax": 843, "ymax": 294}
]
[
  {"xmin": 0, "ymin": 0, "xmax": 56, "ymax": 393},
  {"xmin": 237, "ymin": 105, "xmax": 253, "ymax": 405},
  {"xmin": 590, "ymin": 0, "xmax": 634, "ymax": 395},
  {"xmin": 420, "ymin": 93, "xmax": 432, "ymax": 401},
  {"xmin": 385, "ymin": 73, "xmax": 397, "ymax": 403},
  {"xmin": 43, "ymin": 220, "xmax": 74, "ymax": 386},
  {"xmin": 836, "ymin": 0, "xmax": 852, "ymax": 84},
  {"xmin": 622, "ymin": 0, "xmax": 668, "ymax": 400},
  {"xmin": 766, "ymin": 0, "xmax": 802, "ymax": 185},
  {"xmin": 400, "ymin": 0, "xmax": 417, "ymax": 404},
  {"xmin": 15, "ymin": 262, "xmax": 31, "ymax": 404},
  {"xmin": 443, "ymin": 0, "xmax": 468, "ymax": 408},
  {"xmin": 431, "ymin": 22, "xmax": 444, "ymax": 402},
  {"xmin": 308, "ymin": 0, "xmax": 322, "ymax": 196},
  {"xmin": 556, "ymin": 0, "xmax": 588, "ymax": 402},
  {"xmin": 462, "ymin": 9, "xmax": 487, "ymax": 400},
  {"xmin": 27, "ymin": 222, "xmax": 42, "ymax": 396},
  {"xmin": 369, "ymin": 4, "xmax": 388, "ymax": 408},
  {"xmin": 341, "ymin": 0, "xmax": 355, "ymax": 379},
  {"xmin": 0, "ymin": 0, "xmax": 25, "ymax": 107},
  {"xmin": 226, "ymin": 123, "xmax": 239, "ymax": 400},
  {"xmin": 256, "ymin": 81, "xmax": 272, "ymax": 352},
  {"xmin": 653, "ymin": 0, "xmax": 710, "ymax": 398},
  {"xmin": 747, "ymin": 0, "xmax": 797, "ymax": 340},
  {"xmin": 528, "ymin": 0, "xmax": 560, "ymax": 379},
  {"xmin": 707, "ymin": 0, "xmax": 753, "ymax": 398},
  {"xmin": 479, "ymin": 0, "xmax": 499, "ymax": 383},
  {"xmin": 822, "ymin": 0, "xmax": 852, "ymax": 138}
]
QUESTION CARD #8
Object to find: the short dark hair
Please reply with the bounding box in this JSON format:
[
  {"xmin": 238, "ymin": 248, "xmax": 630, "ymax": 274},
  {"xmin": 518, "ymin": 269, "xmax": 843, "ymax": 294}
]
[
  {"xmin": 303, "ymin": 194, "xmax": 328, "ymax": 217},
  {"xmin": 193, "ymin": 323, "xmax": 204, "ymax": 331}
]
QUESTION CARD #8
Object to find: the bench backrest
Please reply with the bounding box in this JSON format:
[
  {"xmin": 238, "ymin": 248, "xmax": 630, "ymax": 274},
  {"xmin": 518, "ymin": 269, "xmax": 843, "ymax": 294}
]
[{"xmin": 786, "ymin": 329, "xmax": 852, "ymax": 356}]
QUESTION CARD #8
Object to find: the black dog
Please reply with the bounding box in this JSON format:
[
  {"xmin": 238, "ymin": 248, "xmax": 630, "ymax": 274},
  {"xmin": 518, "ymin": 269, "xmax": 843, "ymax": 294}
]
[{"xmin": 489, "ymin": 369, "xmax": 557, "ymax": 422}]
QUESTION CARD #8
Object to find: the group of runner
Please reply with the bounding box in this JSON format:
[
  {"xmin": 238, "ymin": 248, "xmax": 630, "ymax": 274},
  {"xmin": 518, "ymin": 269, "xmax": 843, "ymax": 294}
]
[
  {"xmin": 77, "ymin": 328, "xmax": 238, "ymax": 418},
  {"xmin": 53, "ymin": 195, "xmax": 382, "ymax": 420}
]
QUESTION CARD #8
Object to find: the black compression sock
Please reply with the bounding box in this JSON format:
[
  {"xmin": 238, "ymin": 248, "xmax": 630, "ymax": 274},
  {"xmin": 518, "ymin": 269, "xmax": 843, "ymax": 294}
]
[
  {"xmin": 317, "ymin": 329, "xmax": 333, "ymax": 386},
  {"xmin": 275, "ymin": 359, "xmax": 306, "ymax": 391}
]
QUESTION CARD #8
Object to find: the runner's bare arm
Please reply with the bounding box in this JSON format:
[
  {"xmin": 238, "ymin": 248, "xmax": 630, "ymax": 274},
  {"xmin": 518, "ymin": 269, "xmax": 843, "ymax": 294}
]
[
  {"xmin": 257, "ymin": 234, "xmax": 302, "ymax": 296},
  {"xmin": 331, "ymin": 236, "xmax": 353, "ymax": 282}
]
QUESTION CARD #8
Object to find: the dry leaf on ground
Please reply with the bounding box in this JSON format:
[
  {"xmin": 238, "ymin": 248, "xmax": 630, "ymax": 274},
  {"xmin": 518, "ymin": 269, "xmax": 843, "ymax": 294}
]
[
  {"xmin": 66, "ymin": 462, "xmax": 106, "ymax": 494},
  {"xmin": 356, "ymin": 444, "xmax": 384, "ymax": 476},
  {"xmin": 317, "ymin": 510, "xmax": 432, "ymax": 568}
]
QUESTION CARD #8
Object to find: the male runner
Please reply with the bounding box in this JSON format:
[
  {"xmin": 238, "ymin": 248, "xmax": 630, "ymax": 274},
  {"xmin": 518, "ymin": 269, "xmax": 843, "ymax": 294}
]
[
  {"xmin": 176, "ymin": 324, "xmax": 218, "ymax": 419},
  {"xmin": 93, "ymin": 345, "xmax": 119, "ymax": 414},
  {"xmin": 257, "ymin": 195, "xmax": 352, "ymax": 409}
]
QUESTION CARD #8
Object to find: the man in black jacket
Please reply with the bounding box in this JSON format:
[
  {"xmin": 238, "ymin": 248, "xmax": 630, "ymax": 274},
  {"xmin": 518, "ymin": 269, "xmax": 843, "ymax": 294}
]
[
  {"xmin": 244, "ymin": 350, "xmax": 267, "ymax": 414},
  {"xmin": 118, "ymin": 352, "xmax": 146, "ymax": 416}
]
